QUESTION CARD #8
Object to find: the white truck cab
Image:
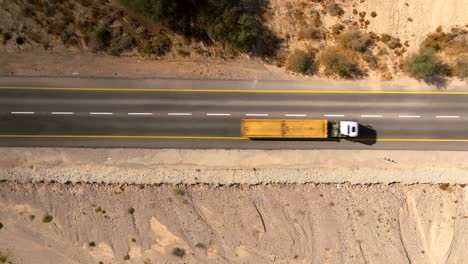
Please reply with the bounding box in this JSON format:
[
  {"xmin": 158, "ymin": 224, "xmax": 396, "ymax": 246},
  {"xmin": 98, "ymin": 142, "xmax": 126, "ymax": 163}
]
[{"xmin": 339, "ymin": 121, "xmax": 359, "ymax": 137}]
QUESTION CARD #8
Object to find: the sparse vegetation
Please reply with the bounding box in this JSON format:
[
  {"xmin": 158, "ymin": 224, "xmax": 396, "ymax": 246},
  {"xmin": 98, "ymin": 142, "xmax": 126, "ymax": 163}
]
[
  {"xmin": 386, "ymin": 38, "xmax": 402, "ymax": 49},
  {"xmin": 0, "ymin": 223, "xmax": 3, "ymax": 230},
  {"xmin": 421, "ymin": 28, "xmax": 467, "ymax": 52},
  {"xmin": 195, "ymin": 243, "xmax": 207, "ymax": 249},
  {"xmin": 370, "ymin": 11, "xmax": 377, "ymax": 18},
  {"xmin": 173, "ymin": 188, "xmax": 185, "ymax": 196},
  {"xmin": 453, "ymin": 58, "xmax": 468, "ymax": 81},
  {"xmin": 0, "ymin": 251, "xmax": 9, "ymax": 263},
  {"xmin": 91, "ymin": 27, "xmax": 111, "ymax": 51},
  {"xmin": 330, "ymin": 23, "xmax": 344, "ymax": 35},
  {"xmin": 326, "ymin": 3, "xmax": 344, "ymax": 17},
  {"xmin": 404, "ymin": 49, "xmax": 450, "ymax": 81},
  {"xmin": 42, "ymin": 214, "xmax": 53, "ymax": 223},
  {"xmin": 321, "ymin": 48, "xmax": 362, "ymax": 79},
  {"xmin": 172, "ymin": 247, "xmax": 186, "ymax": 257},
  {"xmin": 89, "ymin": 242, "xmax": 96, "ymax": 247},
  {"xmin": 286, "ymin": 49, "xmax": 315, "ymax": 75},
  {"xmin": 339, "ymin": 31, "xmax": 372, "ymax": 52},
  {"xmin": 128, "ymin": 208, "xmax": 135, "ymax": 214},
  {"xmin": 298, "ymin": 26, "xmax": 323, "ymax": 40},
  {"xmin": 123, "ymin": 255, "xmax": 130, "ymax": 261}
]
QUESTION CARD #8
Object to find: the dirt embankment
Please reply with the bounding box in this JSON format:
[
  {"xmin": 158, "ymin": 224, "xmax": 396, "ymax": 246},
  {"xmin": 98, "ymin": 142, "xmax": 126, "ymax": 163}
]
[{"xmin": 0, "ymin": 183, "xmax": 467, "ymax": 264}]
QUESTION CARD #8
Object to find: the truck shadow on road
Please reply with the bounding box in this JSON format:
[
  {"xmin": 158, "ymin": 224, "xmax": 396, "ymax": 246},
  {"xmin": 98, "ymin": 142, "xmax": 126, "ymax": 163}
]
[{"xmin": 347, "ymin": 124, "xmax": 377, "ymax": 145}]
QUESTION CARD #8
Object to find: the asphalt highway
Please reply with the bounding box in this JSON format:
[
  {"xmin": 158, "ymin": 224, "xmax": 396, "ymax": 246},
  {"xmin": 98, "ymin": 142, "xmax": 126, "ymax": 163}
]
[{"xmin": 1, "ymin": 77, "xmax": 468, "ymax": 150}]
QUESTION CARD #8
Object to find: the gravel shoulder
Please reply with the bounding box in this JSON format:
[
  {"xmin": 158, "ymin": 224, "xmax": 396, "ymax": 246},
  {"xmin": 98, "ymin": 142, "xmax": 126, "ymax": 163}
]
[{"xmin": 2, "ymin": 148, "xmax": 468, "ymax": 184}]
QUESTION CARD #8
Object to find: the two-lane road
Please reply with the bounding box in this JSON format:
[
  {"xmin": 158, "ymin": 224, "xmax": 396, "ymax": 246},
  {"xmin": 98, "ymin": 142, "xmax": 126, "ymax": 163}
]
[{"xmin": 1, "ymin": 77, "xmax": 468, "ymax": 150}]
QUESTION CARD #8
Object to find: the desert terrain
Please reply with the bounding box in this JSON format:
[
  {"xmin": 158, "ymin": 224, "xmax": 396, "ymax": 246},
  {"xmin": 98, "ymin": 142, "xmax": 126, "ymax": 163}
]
[
  {"xmin": 0, "ymin": 148, "xmax": 468, "ymax": 264},
  {"xmin": 1, "ymin": 182, "xmax": 467, "ymax": 264}
]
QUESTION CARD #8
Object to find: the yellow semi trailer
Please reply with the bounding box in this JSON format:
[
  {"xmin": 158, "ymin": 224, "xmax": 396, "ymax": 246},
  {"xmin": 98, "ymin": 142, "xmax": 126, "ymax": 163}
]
[{"xmin": 241, "ymin": 119, "xmax": 358, "ymax": 139}]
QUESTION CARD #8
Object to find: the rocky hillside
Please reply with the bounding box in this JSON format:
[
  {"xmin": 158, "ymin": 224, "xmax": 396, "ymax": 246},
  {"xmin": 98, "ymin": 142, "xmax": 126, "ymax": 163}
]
[{"xmin": 0, "ymin": 0, "xmax": 466, "ymax": 82}]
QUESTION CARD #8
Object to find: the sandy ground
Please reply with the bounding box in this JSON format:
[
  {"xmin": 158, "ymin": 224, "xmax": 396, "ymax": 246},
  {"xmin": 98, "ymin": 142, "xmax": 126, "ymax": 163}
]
[
  {"xmin": 2, "ymin": 148, "xmax": 468, "ymax": 184},
  {"xmin": 0, "ymin": 183, "xmax": 467, "ymax": 264}
]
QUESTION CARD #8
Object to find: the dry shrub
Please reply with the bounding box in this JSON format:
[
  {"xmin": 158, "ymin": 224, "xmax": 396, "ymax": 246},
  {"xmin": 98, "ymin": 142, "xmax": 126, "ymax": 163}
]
[
  {"xmin": 380, "ymin": 33, "xmax": 391, "ymax": 43},
  {"xmin": 453, "ymin": 57, "xmax": 468, "ymax": 80},
  {"xmin": 286, "ymin": 49, "xmax": 315, "ymax": 74},
  {"xmin": 421, "ymin": 27, "xmax": 467, "ymax": 55},
  {"xmin": 339, "ymin": 30, "xmax": 372, "ymax": 52},
  {"xmin": 21, "ymin": 6, "xmax": 35, "ymax": 18},
  {"xmin": 330, "ymin": 23, "xmax": 344, "ymax": 35},
  {"xmin": 326, "ymin": 3, "xmax": 344, "ymax": 16},
  {"xmin": 362, "ymin": 51, "xmax": 378, "ymax": 70},
  {"xmin": 321, "ymin": 47, "xmax": 362, "ymax": 79},
  {"xmin": 387, "ymin": 38, "xmax": 402, "ymax": 49},
  {"xmin": 298, "ymin": 25, "xmax": 323, "ymax": 40}
]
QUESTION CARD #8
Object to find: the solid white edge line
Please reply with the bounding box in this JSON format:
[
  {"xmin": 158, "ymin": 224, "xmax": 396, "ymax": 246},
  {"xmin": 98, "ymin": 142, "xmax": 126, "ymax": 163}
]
[
  {"xmin": 245, "ymin": 114, "xmax": 269, "ymax": 117},
  {"xmin": 285, "ymin": 114, "xmax": 307, "ymax": 117},
  {"xmin": 399, "ymin": 115, "xmax": 421, "ymax": 118},
  {"xmin": 361, "ymin": 114, "xmax": 383, "ymax": 118},
  {"xmin": 436, "ymin": 115, "xmax": 460, "ymax": 118},
  {"xmin": 168, "ymin": 113, "xmax": 192, "ymax": 116},
  {"xmin": 11, "ymin": 112, "xmax": 35, "ymax": 114},
  {"xmin": 90, "ymin": 112, "xmax": 113, "ymax": 115},
  {"xmin": 206, "ymin": 113, "xmax": 231, "ymax": 116},
  {"xmin": 324, "ymin": 114, "xmax": 345, "ymax": 117},
  {"xmin": 51, "ymin": 112, "xmax": 74, "ymax": 115},
  {"xmin": 128, "ymin": 113, "xmax": 153, "ymax": 115}
]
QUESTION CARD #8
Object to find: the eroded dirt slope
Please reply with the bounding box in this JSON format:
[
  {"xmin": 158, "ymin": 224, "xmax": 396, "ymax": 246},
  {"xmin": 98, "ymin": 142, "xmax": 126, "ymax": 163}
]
[{"xmin": 0, "ymin": 183, "xmax": 467, "ymax": 264}]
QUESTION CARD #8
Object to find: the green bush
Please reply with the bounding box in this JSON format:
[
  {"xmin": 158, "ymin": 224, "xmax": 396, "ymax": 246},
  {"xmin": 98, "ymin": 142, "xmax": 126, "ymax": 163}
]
[
  {"xmin": 92, "ymin": 27, "xmax": 111, "ymax": 50},
  {"xmin": 120, "ymin": 0, "xmax": 279, "ymax": 56},
  {"xmin": 405, "ymin": 49, "xmax": 450, "ymax": 80},
  {"xmin": 321, "ymin": 48, "xmax": 362, "ymax": 79},
  {"xmin": 286, "ymin": 50, "xmax": 314, "ymax": 74},
  {"xmin": 339, "ymin": 31, "xmax": 371, "ymax": 52}
]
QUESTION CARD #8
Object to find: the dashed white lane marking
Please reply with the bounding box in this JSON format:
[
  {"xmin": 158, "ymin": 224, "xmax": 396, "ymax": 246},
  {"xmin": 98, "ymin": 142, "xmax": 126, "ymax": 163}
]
[
  {"xmin": 361, "ymin": 114, "xmax": 383, "ymax": 118},
  {"xmin": 11, "ymin": 112, "xmax": 35, "ymax": 114},
  {"xmin": 285, "ymin": 114, "xmax": 307, "ymax": 117},
  {"xmin": 168, "ymin": 113, "xmax": 192, "ymax": 116},
  {"xmin": 128, "ymin": 112, "xmax": 153, "ymax": 115},
  {"xmin": 206, "ymin": 113, "xmax": 231, "ymax": 116},
  {"xmin": 324, "ymin": 114, "xmax": 345, "ymax": 117},
  {"xmin": 245, "ymin": 113, "xmax": 269, "ymax": 117},
  {"xmin": 399, "ymin": 115, "xmax": 421, "ymax": 118},
  {"xmin": 51, "ymin": 112, "xmax": 74, "ymax": 115},
  {"xmin": 436, "ymin": 115, "xmax": 460, "ymax": 119},
  {"xmin": 90, "ymin": 112, "xmax": 113, "ymax": 115}
]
